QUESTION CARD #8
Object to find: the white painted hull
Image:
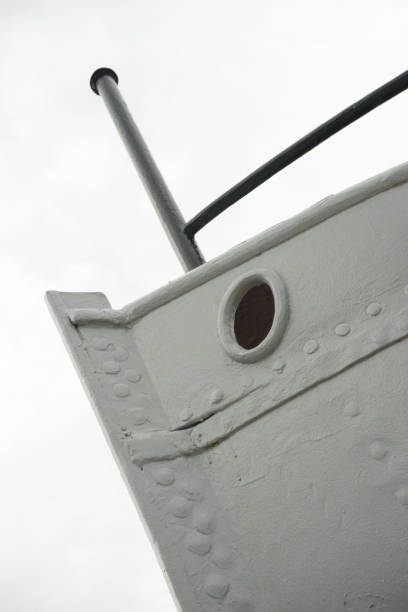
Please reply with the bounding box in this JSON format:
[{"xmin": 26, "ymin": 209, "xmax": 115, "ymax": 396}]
[{"xmin": 48, "ymin": 163, "xmax": 408, "ymax": 611}]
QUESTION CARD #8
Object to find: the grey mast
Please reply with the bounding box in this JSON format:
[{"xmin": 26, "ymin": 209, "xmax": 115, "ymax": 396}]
[{"xmin": 90, "ymin": 68, "xmax": 203, "ymax": 271}]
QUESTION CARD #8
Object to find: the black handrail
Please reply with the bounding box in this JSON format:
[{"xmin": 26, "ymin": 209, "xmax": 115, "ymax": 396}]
[{"xmin": 184, "ymin": 68, "xmax": 408, "ymax": 239}]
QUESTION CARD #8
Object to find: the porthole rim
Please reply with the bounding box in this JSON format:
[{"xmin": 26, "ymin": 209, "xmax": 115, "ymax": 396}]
[{"xmin": 217, "ymin": 269, "xmax": 288, "ymax": 363}]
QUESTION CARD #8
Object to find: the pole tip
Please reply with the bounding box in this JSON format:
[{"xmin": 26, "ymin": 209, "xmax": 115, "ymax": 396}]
[{"xmin": 90, "ymin": 67, "xmax": 119, "ymax": 94}]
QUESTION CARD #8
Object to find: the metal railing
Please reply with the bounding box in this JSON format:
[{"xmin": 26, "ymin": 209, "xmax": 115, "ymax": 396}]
[{"xmin": 90, "ymin": 67, "xmax": 408, "ymax": 270}]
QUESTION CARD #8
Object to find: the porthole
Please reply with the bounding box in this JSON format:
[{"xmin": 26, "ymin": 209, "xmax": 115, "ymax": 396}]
[
  {"xmin": 217, "ymin": 270, "xmax": 288, "ymax": 363},
  {"xmin": 234, "ymin": 282, "xmax": 275, "ymax": 349}
]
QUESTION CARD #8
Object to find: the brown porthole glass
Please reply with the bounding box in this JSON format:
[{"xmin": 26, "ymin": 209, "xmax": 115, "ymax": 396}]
[{"xmin": 233, "ymin": 282, "xmax": 275, "ymax": 349}]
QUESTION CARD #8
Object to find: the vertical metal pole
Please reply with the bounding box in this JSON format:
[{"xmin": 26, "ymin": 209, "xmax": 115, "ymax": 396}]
[{"xmin": 90, "ymin": 67, "xmax": 204, "ymax": 271}]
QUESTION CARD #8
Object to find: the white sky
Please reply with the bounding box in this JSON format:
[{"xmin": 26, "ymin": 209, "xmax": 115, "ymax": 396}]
[{"xmin": 1, "ymin": 1, "xmax": 408, "ymax": 610}]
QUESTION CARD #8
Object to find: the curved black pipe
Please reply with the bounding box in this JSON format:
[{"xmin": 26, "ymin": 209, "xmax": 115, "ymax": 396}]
[{"xmin": 185, "ymin": 69, "xmax": 408, "ymax": 238}]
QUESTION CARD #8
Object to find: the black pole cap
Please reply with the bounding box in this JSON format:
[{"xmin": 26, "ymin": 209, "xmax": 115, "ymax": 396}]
[{"xmin": 90, "ymin": 67, "xmax": 119, "ymax": 94}]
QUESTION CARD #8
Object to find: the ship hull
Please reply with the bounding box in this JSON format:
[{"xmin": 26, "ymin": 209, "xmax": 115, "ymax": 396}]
[{"xmin": 48, "ymin": 162, "xmax": 408, "ymax": 611}]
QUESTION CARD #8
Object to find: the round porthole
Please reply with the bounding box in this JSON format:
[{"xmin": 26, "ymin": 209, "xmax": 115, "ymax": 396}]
[{"xmin": 217, "ymin": 269, "xmax": 288, "ymax": 363}]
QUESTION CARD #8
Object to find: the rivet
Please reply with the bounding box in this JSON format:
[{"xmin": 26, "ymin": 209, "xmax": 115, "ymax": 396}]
[
  {"xmin": 180, "ymin": 408, "xmax": 193, "ymax": 422},
  {"xmin": 343, "ymin": 402, "xmax": 360, "ymax": 418},
  {"xmin": 125, "ymin": 369, "xmax": 141, "ymax": 383},
  {"xmin": 91, "ymin": 336, "xmax": 109, "ymax": 350},
  {"xmin": 102, "ymin": 360, "xmax": 121, "ymax": 374},
  {"xmin": 272, "ymin": 358, "xmax": 285, "ymax": 373},
  {"xmin": 303, "ymin": 340, "xmax": 319, "ymax": 354},
  {"xmin": 155, "ymin": 468, "xmax": 175, "ymax": 486},
  {"xmin": 111, "ymin": 346, "xmax": 129, "ymax": 362},
  {"xmin": 335, "ymin": 323, "xmax": 350, "ymax": 337},
  {"xmin": 204, "ymin": 573, "xmax": 230, "ymax": 600},
  {"xmin": 211, "ymin": 545, "xmax": 234, "ymax": 569},
  {"xmin": 185, "ymin": 532, "xmax": 211, "ymax": 556},
  {"xmin": 395, "ymin": 487, "xmax": 408, "ymax": 506},
  {"xmin": 369, "ymin": 441, "xmax": 388, "ymax": 461},
  {"xmin": 366, "ymin": 302, "xmax": 382, "ymax": 316},
  {"xmin": 180, "ymin": 479, "xmax": 203, "ymax": 502},
  {"xmin": 210, "ymin": 388, "xmax": 224, "ymax": 404},
  {"xmin": 113, "ymin": 383, "xmax": 130, "ymax": 398},
  {"xmin": 370, "ymin": 328, "xmax": 389, "ymax": 346},
  {"xmin": 192, "ymin": 507, "xmax": 214, "ymax": 534},
  {"xmin": 228, "ymin": 588, "xmax": 253, "ymax": 611},
  {"xmin": 167, "ymin": 496, "xmax": 192, "ymax": 518},
  {"xmin": 132, "ymin": 409, "xmax": 147, "ymax": 425}
]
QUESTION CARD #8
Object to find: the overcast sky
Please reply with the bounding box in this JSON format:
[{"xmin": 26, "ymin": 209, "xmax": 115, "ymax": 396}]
[{"xmin": 2, "ymin": 1, "xmax": 408, "ymax": 610}]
